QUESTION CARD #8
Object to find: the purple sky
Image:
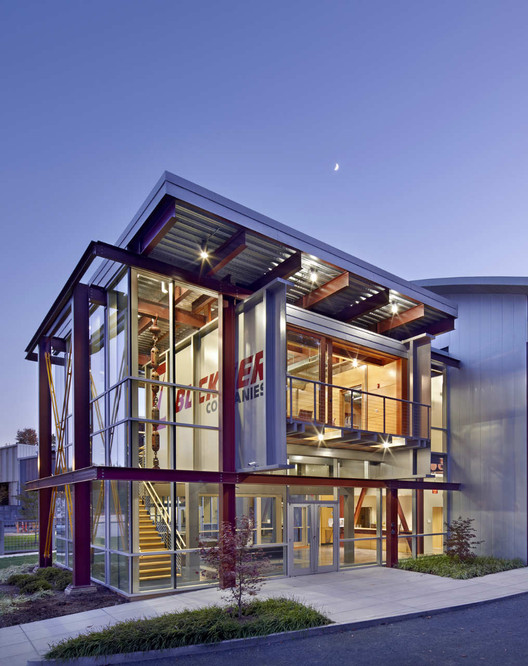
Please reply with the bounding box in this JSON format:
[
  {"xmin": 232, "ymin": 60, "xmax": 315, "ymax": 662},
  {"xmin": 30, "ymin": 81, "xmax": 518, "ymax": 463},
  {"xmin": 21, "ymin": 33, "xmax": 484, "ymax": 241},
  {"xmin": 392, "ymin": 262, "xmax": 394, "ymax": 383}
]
[{"xmin": 1, "ymin": 1, "xmax": 527, "ymax": 444}]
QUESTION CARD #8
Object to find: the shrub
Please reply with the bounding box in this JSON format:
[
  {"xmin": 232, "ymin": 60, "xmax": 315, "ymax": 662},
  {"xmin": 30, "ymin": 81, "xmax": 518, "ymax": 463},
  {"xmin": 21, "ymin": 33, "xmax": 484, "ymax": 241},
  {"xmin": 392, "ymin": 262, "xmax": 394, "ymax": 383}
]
[
  {"xmin": 6, "ymin": 573, "xmax": 33, "ymax": 587},
  {"xmin": 445, "ymin": 516, "xmax": 483, "ymax": 561},
  {"xmin": 36, "ymin": 567, "xmax": 72, "ymax": 590},
  {"xmin": 46, "ymin": 598, "xmax": 331, "ymax": 660},
  {"xmin": 18, "ymin": 578, "xmax": 52, "ymax": 594},
  {"xmin": 7, "ymin": 567, "xmax": 73, "ymax": 593}
]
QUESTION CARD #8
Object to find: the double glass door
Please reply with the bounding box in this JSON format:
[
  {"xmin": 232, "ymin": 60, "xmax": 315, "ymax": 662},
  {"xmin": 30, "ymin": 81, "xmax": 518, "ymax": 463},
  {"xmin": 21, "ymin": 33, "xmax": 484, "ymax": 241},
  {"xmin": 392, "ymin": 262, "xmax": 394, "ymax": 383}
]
[{"xmin": 288, "ymin": 503, "xmax": 338, "ymax": 575}]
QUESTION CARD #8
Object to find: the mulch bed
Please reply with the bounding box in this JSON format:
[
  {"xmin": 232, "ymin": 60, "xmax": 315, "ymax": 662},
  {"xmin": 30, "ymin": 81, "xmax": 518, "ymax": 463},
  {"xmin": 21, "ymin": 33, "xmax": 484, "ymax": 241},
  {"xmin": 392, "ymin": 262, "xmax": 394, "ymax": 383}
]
[{"xmin": 0, "ymin": 583, "xmax": 128, "ymax": 628}]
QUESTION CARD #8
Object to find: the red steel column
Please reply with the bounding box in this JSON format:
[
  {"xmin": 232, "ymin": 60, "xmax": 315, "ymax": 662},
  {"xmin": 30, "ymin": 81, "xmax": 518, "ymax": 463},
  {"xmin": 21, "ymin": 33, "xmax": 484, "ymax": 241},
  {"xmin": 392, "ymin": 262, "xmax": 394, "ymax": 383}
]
[
  {"xmin": 220, "ymin": 296, "xmax": 236, "ymax": 529},
  {"xmin": 38, "ymin": 337, "xmax": 53, "ymax": 568},
  {"xmin": 385, "ymin": 487, "xmax": 399, "ymax": 567},
  {"xmin": 416, "ymin": 488, "xmax": 424, "ymax": 555},
  {"xmin": 72, "ymin": 284, "xmax": 92, "ymax": 587}
]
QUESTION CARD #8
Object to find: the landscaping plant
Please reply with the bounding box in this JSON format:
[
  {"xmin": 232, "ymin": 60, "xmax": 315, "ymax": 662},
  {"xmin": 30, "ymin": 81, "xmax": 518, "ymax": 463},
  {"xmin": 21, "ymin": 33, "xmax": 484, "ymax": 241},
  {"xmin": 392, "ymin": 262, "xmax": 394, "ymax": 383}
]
[
  {"xmin": 200, "ymin": 514, "xmax": 271, "ymax": 618},
  {"xmin": 445, "ymin": 516, "xmax": 483, "ymax": 561},
  {"xmin": 45, "ymin": 598, "xmax": 331, "ymax": 660}
]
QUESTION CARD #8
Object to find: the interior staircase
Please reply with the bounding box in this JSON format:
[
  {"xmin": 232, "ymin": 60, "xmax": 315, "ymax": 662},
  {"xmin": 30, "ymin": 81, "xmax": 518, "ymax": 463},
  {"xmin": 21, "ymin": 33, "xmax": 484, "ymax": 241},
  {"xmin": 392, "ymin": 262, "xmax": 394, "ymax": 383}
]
[{"xmin": 138, "ymin": 499, "xmax": 172, "ymax": 583}]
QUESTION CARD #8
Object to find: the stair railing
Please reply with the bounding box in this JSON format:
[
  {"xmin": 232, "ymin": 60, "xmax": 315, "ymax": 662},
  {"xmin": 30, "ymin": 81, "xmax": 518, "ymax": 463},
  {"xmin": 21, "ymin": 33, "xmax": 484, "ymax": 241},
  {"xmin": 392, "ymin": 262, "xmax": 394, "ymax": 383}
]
[{"xmin": 138, "ymin": 475, "xmax": 186, "ymax": 575}]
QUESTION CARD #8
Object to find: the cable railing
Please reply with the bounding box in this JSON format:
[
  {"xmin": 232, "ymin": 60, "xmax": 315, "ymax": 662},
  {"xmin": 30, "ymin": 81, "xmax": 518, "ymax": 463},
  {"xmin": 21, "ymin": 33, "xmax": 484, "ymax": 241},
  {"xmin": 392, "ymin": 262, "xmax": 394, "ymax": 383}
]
[{"xmin": 287, "ymin": 375, "xmax": 430, "ymax": 439}]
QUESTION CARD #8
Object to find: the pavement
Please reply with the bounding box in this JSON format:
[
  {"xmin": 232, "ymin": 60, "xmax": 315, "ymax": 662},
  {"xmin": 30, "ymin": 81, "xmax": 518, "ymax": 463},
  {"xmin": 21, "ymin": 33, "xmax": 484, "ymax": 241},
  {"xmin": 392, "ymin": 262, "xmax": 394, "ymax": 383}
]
[{"xmin": 3, "ymin": 565, "xmax": 528, "ymax": 665}]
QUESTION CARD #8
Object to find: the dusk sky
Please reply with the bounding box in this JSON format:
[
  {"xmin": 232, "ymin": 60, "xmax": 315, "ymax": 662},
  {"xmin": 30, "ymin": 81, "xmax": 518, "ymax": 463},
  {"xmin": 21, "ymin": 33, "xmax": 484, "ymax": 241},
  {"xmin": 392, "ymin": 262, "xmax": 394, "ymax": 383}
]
[{"xmin": 1, "ymin": 1, "xmax": 527, "ymax": 443}]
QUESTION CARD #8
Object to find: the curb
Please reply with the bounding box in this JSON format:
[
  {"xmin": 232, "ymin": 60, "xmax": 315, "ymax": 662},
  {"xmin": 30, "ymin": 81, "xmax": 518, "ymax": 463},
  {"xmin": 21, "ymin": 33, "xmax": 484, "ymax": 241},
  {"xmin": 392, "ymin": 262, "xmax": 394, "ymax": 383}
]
[{"xmin": 27, "ymin": 591, "xmax": 528, "ymax": 666}]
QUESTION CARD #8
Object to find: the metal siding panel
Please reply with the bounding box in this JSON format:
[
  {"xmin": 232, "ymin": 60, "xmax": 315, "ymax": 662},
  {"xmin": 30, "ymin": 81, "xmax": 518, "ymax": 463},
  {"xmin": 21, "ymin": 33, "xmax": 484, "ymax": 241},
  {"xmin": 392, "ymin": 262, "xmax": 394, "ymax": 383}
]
[{"xmin": 448, "ymin": 292, "xmax": 527, "ymax": 560}]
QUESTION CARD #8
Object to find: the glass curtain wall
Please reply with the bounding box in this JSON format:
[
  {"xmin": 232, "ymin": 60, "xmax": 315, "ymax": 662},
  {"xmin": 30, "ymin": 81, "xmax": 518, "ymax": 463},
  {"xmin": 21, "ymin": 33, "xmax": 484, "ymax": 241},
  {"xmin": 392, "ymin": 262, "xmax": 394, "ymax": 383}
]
[
  {"xmin": 49, "ymin": 310, "xmax": 72, "ymax": 568},
  {"xmin": 84, "ymin": 268, "xmax": 224, "ymax": 593}
]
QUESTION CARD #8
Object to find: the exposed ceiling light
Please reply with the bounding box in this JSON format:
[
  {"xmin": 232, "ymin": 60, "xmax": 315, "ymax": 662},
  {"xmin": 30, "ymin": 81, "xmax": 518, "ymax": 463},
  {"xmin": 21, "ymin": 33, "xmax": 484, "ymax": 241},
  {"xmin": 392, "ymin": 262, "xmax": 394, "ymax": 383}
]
[
  {"xmin": 390, "ymin": 302, "xmax": 399, "ymax": 314},
  {"xmin": 352, "ymin": 358, "xmax": 359, "ymax": 368},
  {"xmin": 309, "ymin": 269, "xmax": 318, "ymax": 283},
  {"xmin": 200, "ymin": 249, "xmax": 209, "ymax": 260}
]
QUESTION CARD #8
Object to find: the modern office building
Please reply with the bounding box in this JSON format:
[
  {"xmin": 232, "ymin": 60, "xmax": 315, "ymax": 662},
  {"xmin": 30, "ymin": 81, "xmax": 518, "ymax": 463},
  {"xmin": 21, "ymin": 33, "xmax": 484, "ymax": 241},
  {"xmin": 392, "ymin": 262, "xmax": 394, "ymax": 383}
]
[{"xmin": 26, "ymin": 172, "xmax": 466, "ymax": 596}]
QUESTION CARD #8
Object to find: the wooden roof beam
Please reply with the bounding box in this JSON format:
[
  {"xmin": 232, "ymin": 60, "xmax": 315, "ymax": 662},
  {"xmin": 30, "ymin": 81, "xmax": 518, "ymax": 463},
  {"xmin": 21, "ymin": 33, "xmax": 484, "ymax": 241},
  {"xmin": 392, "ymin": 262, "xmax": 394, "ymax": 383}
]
[
  {"xmin": 295, "ymin": 272, "xmax": 351, "ymax": 310},
  {"xmin": 138, "ymin": 316, "xmax": 153, "ymax": 336},
  {"xmin": 377, "ymin": 304, "xmax": 425, "ymax": 334},
  {"xmin": 394, "ymin": 315, "xmax": 456, "ymax": 342},
  {"xmin": 206, "ymin": 229, "xmax": 247, "ymax": 276},
  {"xmin": 174, "ymin": 286, "xmax": 190, "ymax": 306},
  {"xmin": 192, "ymin": 294, "xmax": 217, "ymax": 312},
  {"xmin": 335, "ymin": 289, "xmax": 390, "ymax": 322},
  {"xmin": 249, "ymin": 252, "xmax": 302, "ymax": 291}
]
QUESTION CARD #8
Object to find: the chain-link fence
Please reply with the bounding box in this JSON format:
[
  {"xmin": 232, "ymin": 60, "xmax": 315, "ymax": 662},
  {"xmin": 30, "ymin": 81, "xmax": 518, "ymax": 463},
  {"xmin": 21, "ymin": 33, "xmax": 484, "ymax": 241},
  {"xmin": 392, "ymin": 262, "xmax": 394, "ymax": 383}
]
[{"xmin": 0, "ymin": 519, "xmax": 39, "ymax": 554}]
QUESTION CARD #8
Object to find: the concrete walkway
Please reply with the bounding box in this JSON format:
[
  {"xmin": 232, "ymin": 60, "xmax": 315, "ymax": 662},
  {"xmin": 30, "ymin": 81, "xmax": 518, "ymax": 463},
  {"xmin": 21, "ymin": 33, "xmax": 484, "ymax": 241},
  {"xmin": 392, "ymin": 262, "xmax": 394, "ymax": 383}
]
[{"xmin": 3, "ymin": 565, "xmax": 528, "ymax": 665}]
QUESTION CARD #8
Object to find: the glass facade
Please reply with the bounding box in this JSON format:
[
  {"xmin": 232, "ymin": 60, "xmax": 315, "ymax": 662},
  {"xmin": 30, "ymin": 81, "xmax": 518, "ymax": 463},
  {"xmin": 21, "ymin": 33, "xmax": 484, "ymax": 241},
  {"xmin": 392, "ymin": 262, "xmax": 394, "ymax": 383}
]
[{"xmin": 44, "ymin": 262, "xmax": 450, "ymax": 596}]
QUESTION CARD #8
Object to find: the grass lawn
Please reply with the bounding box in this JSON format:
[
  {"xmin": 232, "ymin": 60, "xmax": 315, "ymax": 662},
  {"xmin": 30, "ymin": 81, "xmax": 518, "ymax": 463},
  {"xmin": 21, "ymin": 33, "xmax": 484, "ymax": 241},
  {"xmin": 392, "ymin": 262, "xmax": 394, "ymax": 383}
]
[
  {"xmin": 0, "ymin": 553, "xmax": 38, "ymax": 570},
  {"xmin": 46, "ymin": 598, "xmax": 332, "ymax": 660},
  {"xmin": 398, "ymin": 554, "xmax": 524, "ymax": 579},
  {"xmin": 3, "ymin": 533, "xmax": 39, "ymax": 552}
]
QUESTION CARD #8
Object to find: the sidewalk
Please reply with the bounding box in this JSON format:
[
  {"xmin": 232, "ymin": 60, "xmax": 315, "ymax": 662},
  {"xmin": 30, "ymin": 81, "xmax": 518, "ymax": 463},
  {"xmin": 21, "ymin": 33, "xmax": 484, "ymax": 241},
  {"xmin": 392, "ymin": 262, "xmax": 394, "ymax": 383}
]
[{"xmin": 3, "ymin": 565, "xmax": 528, "ymax": 665}]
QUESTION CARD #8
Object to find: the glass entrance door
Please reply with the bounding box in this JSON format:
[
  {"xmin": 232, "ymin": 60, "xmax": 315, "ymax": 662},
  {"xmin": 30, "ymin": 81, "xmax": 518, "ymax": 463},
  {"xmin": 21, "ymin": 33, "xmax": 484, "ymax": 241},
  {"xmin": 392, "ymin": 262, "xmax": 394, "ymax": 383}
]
[{"xmin": 288, "ymin": 503, "xmax": 338, "ymax": 575}]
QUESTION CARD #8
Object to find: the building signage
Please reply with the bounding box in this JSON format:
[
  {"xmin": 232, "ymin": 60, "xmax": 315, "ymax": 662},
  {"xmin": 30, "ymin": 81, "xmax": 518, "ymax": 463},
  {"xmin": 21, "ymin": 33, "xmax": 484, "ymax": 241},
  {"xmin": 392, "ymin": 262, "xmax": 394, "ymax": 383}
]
[{"xmin": 235, "ymin": 279, "xmax": 288, "ymax": 472}]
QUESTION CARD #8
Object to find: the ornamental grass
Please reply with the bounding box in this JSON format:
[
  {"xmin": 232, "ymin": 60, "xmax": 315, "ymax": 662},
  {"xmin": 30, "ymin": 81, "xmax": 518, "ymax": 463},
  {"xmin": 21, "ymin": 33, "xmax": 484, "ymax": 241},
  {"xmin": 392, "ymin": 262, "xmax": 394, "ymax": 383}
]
[
  {"xmin": 46, "ymin": 597, "xmax": 331, "ymax": 660},
  {"xmin": 397, "ymin": 554, "xmax": 524, "ymax": 579}
]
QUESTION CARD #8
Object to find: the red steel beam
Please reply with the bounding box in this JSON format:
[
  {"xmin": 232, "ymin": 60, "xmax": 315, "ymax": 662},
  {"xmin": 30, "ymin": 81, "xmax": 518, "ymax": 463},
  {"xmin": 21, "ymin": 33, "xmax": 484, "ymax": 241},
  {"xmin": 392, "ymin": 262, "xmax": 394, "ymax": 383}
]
[
  {"xmin": 220, "ymin": 296, "xmax": 237, "ymax": 536},
  {"xmin": 206, "ymin": 229, "xmax": 247, "ymax": 276},
  {"xmin": 336, "ymin": 289, "xmax": 390, "ymax": 323},
  {"xmin": 138, "ymin": 300, "xmax": 206, "ymax": 329},
  {"xmin": 26, "ymin": 468, "xmax": 461, "ymax": 492},
  {"xmin": 385, "ymin": 487, "xmax": 399, "ymax": 568},
  {"xmin": 249, "ymin": 252, "xmax": 302, "ymax": 291},
  {"xmin": 72, "ymin": 284, "xmax": 92, "ymax": 588},
  {"xmin": 131, "ymin": 195, "xmax": 177, "ymax": 255},
  {"xmin": 416, "ymin": 488, "xmax": 424, "ymax": 555},
  {"xmin": 295, "ymin": 272, "xmax": 351, "ymax": 310},
  {"xmin": 377, "ymin": 304, "xmax": 425, "ymax": 334}
]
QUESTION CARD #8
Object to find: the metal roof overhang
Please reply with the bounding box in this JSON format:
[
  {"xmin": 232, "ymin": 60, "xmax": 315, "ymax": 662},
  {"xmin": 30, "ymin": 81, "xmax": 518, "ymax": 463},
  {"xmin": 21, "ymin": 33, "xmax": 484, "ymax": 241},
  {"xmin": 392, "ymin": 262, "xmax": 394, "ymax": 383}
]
[
  {"xmin": 27, "ymin": 173, "xmax": 458, "ymax": 353},
  {"xmin": 24, "ymin": 240, "xmax": 251, "ymax": 358},
  {"xmin": 116, "ymin": 172, "xmax": 457, "ymax": 315},
  {"xmin": 115, "ymin": 173, "xmax": 456, "ymax": 339},
  {"xmin": 25, "ymin": 465, "xmax": 461, "ymax": 492}
]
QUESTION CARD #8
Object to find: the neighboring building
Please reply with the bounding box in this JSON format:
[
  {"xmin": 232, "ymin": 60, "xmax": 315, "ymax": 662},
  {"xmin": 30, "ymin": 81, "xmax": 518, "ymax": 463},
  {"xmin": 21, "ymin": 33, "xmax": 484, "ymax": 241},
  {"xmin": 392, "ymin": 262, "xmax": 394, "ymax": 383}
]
[
  {"xmin": 0, "ymin": 444, "xmax": 38, "ymax": 522},
  {"xmin": 26, "ymin": 172, "xmax": 461, "ymax": 596}
]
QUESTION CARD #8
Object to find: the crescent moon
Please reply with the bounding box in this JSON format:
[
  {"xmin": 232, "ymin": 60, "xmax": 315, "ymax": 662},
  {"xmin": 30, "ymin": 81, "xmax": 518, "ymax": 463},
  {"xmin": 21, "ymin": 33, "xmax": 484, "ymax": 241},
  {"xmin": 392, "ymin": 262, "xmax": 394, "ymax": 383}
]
[{"xmin": 334, "ymin": 163, "xmax": 339, "ymax": 171}]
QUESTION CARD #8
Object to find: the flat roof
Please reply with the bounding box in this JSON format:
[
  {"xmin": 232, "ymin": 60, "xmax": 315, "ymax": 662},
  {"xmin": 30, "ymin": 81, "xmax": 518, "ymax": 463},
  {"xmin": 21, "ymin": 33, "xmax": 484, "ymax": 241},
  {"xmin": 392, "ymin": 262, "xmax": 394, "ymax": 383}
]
[{"xmin": 415, "ymin": 277, "xmax": 528, "ymax": 295}]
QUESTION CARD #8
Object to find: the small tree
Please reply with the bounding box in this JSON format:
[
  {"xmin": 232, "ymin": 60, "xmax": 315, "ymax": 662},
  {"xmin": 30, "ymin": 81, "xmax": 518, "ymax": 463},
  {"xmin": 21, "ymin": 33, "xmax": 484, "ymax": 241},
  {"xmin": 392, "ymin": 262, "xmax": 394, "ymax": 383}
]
[
  {"xmin": 200, "ymin": 514, "xmax": 271, "ymax": 618},
  {"xmin": 445, "ymin": 516, "xmax": 483, "ymax": 561},
  {"xmin": 15, "ymin": 428, "xmax": 38, "ymax": 446}
]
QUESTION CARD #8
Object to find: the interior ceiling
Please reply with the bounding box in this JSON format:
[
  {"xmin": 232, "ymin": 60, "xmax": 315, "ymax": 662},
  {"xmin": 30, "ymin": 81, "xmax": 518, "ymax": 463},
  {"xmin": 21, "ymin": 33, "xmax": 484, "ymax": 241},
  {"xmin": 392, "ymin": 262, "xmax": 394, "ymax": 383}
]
[
  {"xmin": 146, "ymin": 200, "xmax": 450, "ymax": 341},
  {"xmin": 136, "ymin": 273, "xmax": 218, "ymax": 361}
]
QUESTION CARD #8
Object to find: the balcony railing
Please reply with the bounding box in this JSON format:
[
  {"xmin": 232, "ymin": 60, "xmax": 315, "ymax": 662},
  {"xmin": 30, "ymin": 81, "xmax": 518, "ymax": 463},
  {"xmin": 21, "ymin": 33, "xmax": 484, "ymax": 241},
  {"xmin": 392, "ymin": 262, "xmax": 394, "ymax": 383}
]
[{"xmin": 287, "ymin": 375, "xmax": 430, "ymax": 440}]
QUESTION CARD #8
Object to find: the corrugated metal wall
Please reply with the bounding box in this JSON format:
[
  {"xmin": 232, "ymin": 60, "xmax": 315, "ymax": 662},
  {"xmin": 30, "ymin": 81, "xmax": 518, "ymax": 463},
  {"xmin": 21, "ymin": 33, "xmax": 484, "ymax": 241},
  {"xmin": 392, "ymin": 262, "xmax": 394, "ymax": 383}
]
[{"xmin": 445, "ymin": 292, "xmax": 528, "ymax": 561}]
